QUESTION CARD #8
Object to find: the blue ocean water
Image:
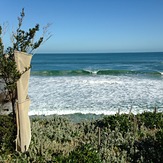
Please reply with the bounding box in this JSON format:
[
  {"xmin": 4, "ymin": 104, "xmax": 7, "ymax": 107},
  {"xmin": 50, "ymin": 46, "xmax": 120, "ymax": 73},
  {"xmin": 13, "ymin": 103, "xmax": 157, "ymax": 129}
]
[{"xmin": 28, "ymin": 52, "xmax": 163, "ymax": 115}]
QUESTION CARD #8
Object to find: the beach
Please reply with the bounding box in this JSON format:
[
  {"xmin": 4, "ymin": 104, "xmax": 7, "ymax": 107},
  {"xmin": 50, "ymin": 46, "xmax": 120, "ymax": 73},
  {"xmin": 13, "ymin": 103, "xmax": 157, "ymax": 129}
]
[{"xmin": 0, "ymin": 52, "xmax": 163, "ymax": 162}]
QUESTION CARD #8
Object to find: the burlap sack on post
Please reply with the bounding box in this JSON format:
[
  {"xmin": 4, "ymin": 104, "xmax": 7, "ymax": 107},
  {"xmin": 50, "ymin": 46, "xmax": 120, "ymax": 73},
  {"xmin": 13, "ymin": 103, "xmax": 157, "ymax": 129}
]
[{"xmin": 14, "ymin": 51, "xmax": 32, "ymax": 152}]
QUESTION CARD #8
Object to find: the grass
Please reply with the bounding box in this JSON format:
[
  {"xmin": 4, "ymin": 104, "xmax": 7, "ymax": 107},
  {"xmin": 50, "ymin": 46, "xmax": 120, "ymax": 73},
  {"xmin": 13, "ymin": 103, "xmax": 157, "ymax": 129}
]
[{"xmin": 0, "ymin": 111, "xmax": 163, "ymax": 162}]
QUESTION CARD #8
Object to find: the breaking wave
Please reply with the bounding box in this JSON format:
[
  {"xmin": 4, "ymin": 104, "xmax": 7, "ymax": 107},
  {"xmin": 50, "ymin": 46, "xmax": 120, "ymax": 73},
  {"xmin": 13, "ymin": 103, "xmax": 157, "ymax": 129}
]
[{"xmin": 31, "ymin": 69, "xmax": 163, "ymax": 77}]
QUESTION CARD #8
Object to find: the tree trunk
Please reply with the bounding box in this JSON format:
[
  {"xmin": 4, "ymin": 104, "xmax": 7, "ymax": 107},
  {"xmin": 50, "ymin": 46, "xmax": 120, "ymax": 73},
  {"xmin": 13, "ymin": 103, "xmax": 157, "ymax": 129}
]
[{"xmin": 11, "ymin": 99, "xmax": 16, "ymax": 121}]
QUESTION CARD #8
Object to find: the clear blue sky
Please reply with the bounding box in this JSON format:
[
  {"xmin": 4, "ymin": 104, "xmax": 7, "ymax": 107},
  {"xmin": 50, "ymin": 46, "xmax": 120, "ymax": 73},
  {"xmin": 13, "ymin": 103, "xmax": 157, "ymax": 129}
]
[{"xmin": 0, "ymin": 0, "xmax": 163, "ymax": 53}]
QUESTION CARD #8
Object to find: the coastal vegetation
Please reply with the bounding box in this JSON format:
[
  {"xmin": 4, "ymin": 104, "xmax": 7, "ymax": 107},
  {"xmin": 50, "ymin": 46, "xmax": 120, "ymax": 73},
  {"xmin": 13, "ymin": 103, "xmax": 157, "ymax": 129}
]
[
  {"xmin": 0, "ymin": 7, "xmax": 163, "ymax": 163},
  {"xmin": 0, "ymin": 111, "xmax": 162, "ymax": 162},
  {"xmin": 0, "ymin": 9, "xmax": 51, "ymax": 152},
  {"xmin": 0, "ymin": 8, "xmax": 46, "ymax": 117}
]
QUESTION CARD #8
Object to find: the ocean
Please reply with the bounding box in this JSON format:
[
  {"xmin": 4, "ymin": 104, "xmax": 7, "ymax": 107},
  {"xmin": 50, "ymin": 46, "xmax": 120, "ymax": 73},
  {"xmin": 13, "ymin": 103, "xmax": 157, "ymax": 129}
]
[{"xmin": 28, "ymin": 52, "xmax": 163, "ymax": 115}]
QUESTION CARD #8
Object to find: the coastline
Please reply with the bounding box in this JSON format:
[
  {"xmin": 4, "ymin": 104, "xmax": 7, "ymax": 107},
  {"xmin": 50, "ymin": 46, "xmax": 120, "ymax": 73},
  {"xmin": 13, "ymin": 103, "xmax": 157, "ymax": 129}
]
[
  {"xmin": 30, "ymin": 112, "xmax": 105, "ymax": 123},
  {"xmin": 29, "ymin": 107, "xmax": 162, "ymax": 123}
]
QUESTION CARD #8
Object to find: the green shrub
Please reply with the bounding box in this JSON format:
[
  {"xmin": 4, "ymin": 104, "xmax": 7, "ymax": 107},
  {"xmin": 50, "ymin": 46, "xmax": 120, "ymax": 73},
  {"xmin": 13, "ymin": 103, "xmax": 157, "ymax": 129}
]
[
  {"xmin": 0, "ymin": 115, "xmax": 16, "ymax": 154},
  {"xmin": 131, "ymin": 132, "xmax": 163, "ymax": 163},
  {"xmin": 0, "ymin": 112, "xmax": 163, "ymax": 162},
  {"xmin": 136, "ymin": 112, "xmax": 163, "ymax": 129},
  {"xmin": 63, "ymin": 144, "xmax": 101, "ymax": 163},
  {"xmin": 95, "ymin": 113, "xmax": 135, "ymax": 133}
]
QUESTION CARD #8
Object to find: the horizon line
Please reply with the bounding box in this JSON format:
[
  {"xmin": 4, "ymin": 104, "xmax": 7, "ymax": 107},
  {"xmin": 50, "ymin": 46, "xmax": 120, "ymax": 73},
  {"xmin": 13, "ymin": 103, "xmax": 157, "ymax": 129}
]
[{"xmin": 36, "ymin": 51, "xmax": 163, "ymax": 54}]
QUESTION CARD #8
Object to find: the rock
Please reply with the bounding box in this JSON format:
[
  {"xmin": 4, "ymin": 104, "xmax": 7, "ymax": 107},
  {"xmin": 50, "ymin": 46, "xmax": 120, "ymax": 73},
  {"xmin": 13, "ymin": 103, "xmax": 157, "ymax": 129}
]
[{"xmin": 0, "ymin": 79, "xmax": 12, "ymax": 115}]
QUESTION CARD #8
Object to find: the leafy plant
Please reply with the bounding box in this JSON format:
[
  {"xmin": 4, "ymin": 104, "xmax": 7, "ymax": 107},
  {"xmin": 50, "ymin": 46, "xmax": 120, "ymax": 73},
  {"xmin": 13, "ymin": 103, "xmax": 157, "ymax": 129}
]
[
  {"xmin": 64, "ymin": 144, "xmax": 101, "ymax": 163},
  {"xmin": 0, "ymin": 112, "xmax": 163, "ymax": 162},
  {"xmin": 0, "ymin": 26, "xmax": 4, "ymax": 54},
  {"xmin": 11, "ymin": 8, "xmax": 43, "ymax": 54},
  {"xmin": 136, "ymin": 112, "xmax": 163, "ymax": 129},
  {"xmin": 95, "ymin": 113, "xmax": 135, "ymax": 133},
  {"xmin": 0, "ymin": 8, "xmax": 51, "ymax": 118},
  {"xmin": 0, "ymin": 115, "xmax": 16, "ymax": 154}
]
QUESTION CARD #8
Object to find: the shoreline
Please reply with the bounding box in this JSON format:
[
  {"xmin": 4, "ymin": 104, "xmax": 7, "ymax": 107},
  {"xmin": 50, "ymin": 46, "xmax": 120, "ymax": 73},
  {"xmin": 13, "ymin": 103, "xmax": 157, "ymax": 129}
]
[
  {"xmin": 29, "ymin": 109, "xmax": 162, "ymax": 123},
  {"xmin": 28, "ymin": 106, "xmax": 163, "ymax": 117},
  {"xmin": 30, "ymin": 112, "xmax": 105, "ymax": 123}
]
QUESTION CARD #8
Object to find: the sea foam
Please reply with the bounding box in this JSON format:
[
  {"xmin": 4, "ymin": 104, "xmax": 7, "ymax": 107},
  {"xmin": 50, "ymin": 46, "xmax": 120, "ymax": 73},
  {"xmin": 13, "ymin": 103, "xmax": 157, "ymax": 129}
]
[{"xmin": 28, "ymin": 75, "xmax": 163, "ymax": 115}]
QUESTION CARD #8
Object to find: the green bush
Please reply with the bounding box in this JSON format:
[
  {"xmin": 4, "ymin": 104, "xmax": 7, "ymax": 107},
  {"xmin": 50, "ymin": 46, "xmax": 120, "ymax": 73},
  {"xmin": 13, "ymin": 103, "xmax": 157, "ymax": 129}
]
[
  {"xmin": 63, "ymin": 144, "xmax": 101, "ymax": 163},
  {"xmin": 131, "ymin": 132, "xmax": 163, "ymax": 163},
  {"xmin": 0, "ymin": 115, "xmax": 16, "ymax": 154},
  {"xmin": 136, "ymin": 112, "xmax": 163, "ymax": 129},
  {"xmin": 95, "ymin": 113, "xmax": 135, "ymax": 133},
  {"xmin": 0, "ymin": 112, "xmax": 163, "ymax": 162}
]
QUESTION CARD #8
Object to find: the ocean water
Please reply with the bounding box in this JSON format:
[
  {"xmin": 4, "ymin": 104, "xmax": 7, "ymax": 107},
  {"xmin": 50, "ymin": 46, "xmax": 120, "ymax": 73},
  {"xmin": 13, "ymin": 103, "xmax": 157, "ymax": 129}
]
[{"xmin": 28, "ymin": 52, "xmax": 163, "ymax": 115}]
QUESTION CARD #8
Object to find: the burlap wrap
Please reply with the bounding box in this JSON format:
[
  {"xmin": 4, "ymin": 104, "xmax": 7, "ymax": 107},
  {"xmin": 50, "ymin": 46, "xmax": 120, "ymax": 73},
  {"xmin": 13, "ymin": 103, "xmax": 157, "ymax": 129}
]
[{"xmin": 14, "ymin": 51, "xmax": 32, "ymax": 152}]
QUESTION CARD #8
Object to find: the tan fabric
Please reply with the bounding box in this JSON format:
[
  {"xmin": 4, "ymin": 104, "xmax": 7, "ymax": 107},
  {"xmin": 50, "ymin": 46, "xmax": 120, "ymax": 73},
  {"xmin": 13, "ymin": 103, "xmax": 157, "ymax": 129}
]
[
  {"xmin": 14, "ymin": 51, "xmax": 32, "ymax": 152},
  {"xmin": 15, "ymin": 51, "xmax": 32, "ymax": 102},
  {"xmin": 16, "ymin": 99, "xmax": 31, "ymax": 152}
]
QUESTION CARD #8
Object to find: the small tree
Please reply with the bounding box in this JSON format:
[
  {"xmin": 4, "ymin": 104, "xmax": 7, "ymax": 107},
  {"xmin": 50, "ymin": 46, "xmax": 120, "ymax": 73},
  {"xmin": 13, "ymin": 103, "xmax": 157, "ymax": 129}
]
[{"xmin": 0, "ymin": 8, "xmax": 50, "ymax": 119}]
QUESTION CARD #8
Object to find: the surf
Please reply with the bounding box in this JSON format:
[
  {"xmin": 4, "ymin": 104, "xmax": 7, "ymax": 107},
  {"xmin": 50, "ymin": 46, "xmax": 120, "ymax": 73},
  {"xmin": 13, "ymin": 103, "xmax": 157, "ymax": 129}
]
[{"xmin": 31, "ymin": 69, "xmax": 163, "ymax": 77}]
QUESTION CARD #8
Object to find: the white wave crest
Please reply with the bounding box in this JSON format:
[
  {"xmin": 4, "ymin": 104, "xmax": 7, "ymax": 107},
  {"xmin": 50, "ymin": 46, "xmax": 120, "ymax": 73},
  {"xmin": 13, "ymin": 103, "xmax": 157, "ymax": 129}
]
[{"xmin": 28, "ymin": 75, "xmax": 163, "ymax": 115}]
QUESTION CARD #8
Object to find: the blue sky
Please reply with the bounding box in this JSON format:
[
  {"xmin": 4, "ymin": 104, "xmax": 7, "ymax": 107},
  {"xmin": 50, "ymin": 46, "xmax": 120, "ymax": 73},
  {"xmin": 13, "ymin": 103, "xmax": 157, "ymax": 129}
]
[{"xmin": 0, "ymin": 0, "xmax": 163, "ymax": 53}]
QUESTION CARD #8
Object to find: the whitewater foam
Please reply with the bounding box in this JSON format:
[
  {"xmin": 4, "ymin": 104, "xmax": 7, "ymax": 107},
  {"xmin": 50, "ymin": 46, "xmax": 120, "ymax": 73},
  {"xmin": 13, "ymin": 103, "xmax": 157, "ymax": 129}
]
[{"xmin": 28, "ymin": 75, "xmax": 163, "ymax": 115}]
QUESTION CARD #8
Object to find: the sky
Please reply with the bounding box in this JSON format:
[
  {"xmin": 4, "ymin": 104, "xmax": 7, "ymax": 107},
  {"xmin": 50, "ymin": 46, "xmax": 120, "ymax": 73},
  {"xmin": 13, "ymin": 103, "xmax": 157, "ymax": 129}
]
[{"xmin": 0, "ymin": 0, "xmax": 163, "ymax": 53}]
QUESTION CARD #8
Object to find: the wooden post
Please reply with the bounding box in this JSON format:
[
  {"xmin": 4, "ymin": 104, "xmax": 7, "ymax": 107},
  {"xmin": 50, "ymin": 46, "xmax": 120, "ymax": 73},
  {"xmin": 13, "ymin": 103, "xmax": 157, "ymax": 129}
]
[
  {"xmin": 153, "ymin": 107, "xmax": 157, "ymax": 114},
  {"xmin": 98, "ymin": 127, "xmax": 101, "ymax": 150},
  {"xmin": 117, "ymin": 108, "xmax": 120, "ymax": 115}
]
